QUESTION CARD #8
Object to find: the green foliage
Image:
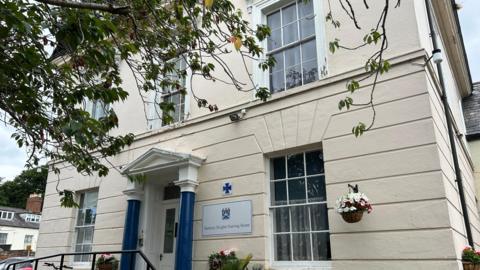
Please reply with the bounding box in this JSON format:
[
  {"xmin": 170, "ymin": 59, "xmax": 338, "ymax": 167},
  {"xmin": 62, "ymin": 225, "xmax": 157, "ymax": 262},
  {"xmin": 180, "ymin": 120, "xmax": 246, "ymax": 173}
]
[
  {"xmin": 208, "ymin": 250, "xmax": 254, "ymax": 270},
  {"xmin": 0, "ymin": 0, "xmax": 272, "ymax": 179},
  {"xmin": 0, "ymin": 167, "xmax": 47, "ymax": 208},
  {"xmin": 329, "ymin": 38, "xmax": 340, "ymax": 54},
  {"xmin": 59, "ymin": 189, "xmax": 79, "ymax": 208},
  {"xmin": 352, "ymin": 122, "xmax": 366, "ymax": 137},
  {"xmin": 462, "ymin": 247, "xmax": 480, "ymax": 264}
]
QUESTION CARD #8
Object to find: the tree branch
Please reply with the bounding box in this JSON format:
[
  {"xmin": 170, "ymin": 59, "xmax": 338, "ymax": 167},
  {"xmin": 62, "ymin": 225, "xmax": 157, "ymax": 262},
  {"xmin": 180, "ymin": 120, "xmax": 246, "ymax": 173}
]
[{"xmin": 34, "ymin": 0, "xmax": 130, "ymax": 15}]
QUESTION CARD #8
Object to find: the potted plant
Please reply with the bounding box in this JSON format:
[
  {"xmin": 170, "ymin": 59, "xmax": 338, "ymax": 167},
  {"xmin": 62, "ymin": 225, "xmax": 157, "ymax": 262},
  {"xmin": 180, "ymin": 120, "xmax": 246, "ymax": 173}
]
[
  {"xmin": 208, "ymin": 249, "xmax": 252, "ymax": 270},
  {"xmin": 462, "ymin": 246, "xmax": 480, "ymax": 270},
  {"xmin": 335, "ymin": 184, "xmax": 372, "ymax": 223},
  {"xmin": 96, "ymin": 254, "xmax": 119, "ymax": 270}
]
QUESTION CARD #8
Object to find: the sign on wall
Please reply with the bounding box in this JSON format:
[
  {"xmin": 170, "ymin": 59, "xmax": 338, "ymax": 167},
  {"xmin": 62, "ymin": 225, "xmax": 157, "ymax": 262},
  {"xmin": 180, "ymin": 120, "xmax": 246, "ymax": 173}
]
[{"xmin": 202, "ymin": 200, "xmax": 252, "ymax": 237}]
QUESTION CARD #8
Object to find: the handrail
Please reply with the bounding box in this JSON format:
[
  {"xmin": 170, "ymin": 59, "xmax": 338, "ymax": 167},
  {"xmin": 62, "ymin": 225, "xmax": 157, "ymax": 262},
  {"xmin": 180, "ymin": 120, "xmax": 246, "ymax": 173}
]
[{"xmin": 6, "ymin": 250, "xmax": 156, "ymax": 270}]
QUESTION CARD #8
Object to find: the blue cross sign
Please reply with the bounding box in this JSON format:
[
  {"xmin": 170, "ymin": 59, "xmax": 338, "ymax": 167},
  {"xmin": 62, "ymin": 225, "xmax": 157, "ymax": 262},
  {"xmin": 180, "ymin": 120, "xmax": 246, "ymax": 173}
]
[{"xmin": 222, "ymin": 182, "xmax": 232, "ymax": 195}]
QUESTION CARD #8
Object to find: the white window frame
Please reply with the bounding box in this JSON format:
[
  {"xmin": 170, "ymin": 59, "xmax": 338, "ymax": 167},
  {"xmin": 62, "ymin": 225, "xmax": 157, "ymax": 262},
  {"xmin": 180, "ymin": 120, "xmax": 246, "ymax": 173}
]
[
  {"xmin": 73, "ymin": 189, "xmax": 99, "ymax": 264},
  {"xmin": 250, "ymin": 0, "xmax": 327, "ymax": 97},
  {"xmin": 24, "ymin": 234, "xmax": 34, "ymax": 246},
  {"xmin": 0, "ymin": 233, "xmax": 8, "ymax": 245},
  {"xmin": 0, "ymin": 211, "xmax": 14, "ymax": 220},
  {"xmin": 146, "ymin": 59, "xmax": 191, "ymax": 130},
  {"xmin": 267, "ymin": 150, "xmax": 332, "ymax": 269},
  {"xmin": 83, "ymin": 99, "xmax": 109, "ymax": 120},
  {"xmin": 25, "ymin": 214, "xmax": 41, "ymax": 223}
]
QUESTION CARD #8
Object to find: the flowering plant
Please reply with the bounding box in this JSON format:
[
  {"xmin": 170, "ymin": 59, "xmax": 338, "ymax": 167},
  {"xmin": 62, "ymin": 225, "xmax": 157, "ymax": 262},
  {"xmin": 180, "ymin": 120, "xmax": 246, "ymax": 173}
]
[
  {"xmin": 335, "ymin": 191, "xmax": 372, "ymax": 214},
  {"xmin": 96, "ymin": 253, "xmax": 119, "ymax": 270},
  {"xmin": 208, "ymin": 249, "xmax": 252, "ymax": 270},
  {"xmin": 462, "ymin": 246, "xmax": 480, "ymax": 264},
  {"xmin": 209, "ymin": 249, "xmax": 237, "ymax": 270}
]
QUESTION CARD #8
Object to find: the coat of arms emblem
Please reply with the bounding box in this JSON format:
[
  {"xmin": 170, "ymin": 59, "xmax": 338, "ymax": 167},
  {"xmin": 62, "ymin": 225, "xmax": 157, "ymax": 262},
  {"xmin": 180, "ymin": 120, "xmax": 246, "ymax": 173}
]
[{"xmin": 221, "ymin": 207, "xmax": 231, "ymax": 220}]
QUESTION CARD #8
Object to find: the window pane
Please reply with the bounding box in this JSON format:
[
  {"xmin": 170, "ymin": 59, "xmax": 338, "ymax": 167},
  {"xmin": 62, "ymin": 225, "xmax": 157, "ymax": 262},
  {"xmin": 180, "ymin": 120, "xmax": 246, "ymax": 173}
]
[
  {"xmin": 272, "ymin": 156, "xmax": 286, "ymax": 180},
  {"xmin": 291, "ymin": 206, "xmax": 309, "ymax": 232},
  {"xmin": 84, "ymin": 227, "xmax": 94, "ymax": 243},
  {"xmin": 302, "ymin": 60, "xmax": 318, "ymax": 84},
  {"xmin": 298, "ymin": 0, "xmax": 314, "ymax": 18},
  {"xmin": 76, "ymin": 228, "xmax": 85, "ymax": 244},
  {"xmin": 82, "ymin": 245, "xmax": 92, "ymax": 262},
  {"xmin": 310, "ymin": 204, "xmax": 329, "ymax": 231},
  {"xmin": 274, "ymin": 234, "xmax": 291, "ymax": 261},
  {"xmin": 285, "ymin": 46, "xmax": 300, "ymax": 68},
  {"xmin": 271, "ymin": 52, "xmax": 284, "ymax": 72},
  {"xmin": 282, "ymin": 4, "xmax": 297, "ymax": 24},
  {"xmin": 74, "ymin": 245, "xmax": 83, "ymax": 262},
  {"xmin": 286, "ymin": 65, "xmax": 302, "ymax": 89},
  {"xmin": 84, "ymin": 191, "xmax": 98, "ymax": 208},
  {"xmin": 307, "ymin": 176, "xmax": 326, "ymax": 203},
  {"xmin": 77, "ymin": 209, "xmax": 85, "ymax": 226},
  {"xmin": 268, "ymin": 29, "xmax": 282, "ymax": 51},
  {"xmin": 312, "ymin": 232, "xmax": 331, "ymax": 260},
  {"xmin": 300, "ymin": 18, "xmax": 315, "ymax": 39},
  {"xmin": 302, "ymin": 39, "xmax": 317, "ymax": 62},
  {"xmin": 267, "ymin": 11, "xmax": 281, "ymax": 29},
  {"xmin": 84, "ymin": 208, "xmax": 96, "ymax": 225},
  {"xmin": 288, "ymin": 178, "xmax": 306, "ymax": 204},
  {"xmin": 292, "ymin": 233, "xmax": 311, "ymax": 260},
  {"xmin": 287, "ymin": 153, "xmax": 304, "ymax": 178},
  {"xmin": 273, "ymin": 208, "xmax": 290, "ymax": 232},
  {"xmin": 282, "ymin": 23, "xmax": 299, "ymax": 45},
  {"xmin": 171, "ymin": 92, "xmax": 180, "ymax": 105},
  {"xmin": 270, "ymin": 71, "xmax": 285, "ymax": 94},
  {"xmin": 305, "ymin": 151, "xmax": 324, "ymax": 175},
  {"xmin": 163, "ymin": 208, "xmax": 176, "ymax": 253},
  {"xmin": 272, "ymin": 181, "xmax": 288, "ymax": 206},
  {"xmin": 0, "ymin": 233, "xmax": 7, "ymax": 244}
]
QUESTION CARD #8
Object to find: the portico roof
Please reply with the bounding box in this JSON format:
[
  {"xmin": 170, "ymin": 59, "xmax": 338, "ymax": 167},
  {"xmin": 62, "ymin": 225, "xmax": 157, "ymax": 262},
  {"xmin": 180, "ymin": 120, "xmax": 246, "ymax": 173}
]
[{"xmin": 120, "ymin": 148, "xmax": 205, "ymax": 175}]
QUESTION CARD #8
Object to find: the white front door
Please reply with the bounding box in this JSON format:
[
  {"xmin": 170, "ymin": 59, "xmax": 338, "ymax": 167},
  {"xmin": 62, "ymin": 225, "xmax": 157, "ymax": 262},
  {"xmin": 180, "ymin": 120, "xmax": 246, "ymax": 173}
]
[{"xmin": 158, "ymin": 200, "xmax": 179, "ymax": 270}]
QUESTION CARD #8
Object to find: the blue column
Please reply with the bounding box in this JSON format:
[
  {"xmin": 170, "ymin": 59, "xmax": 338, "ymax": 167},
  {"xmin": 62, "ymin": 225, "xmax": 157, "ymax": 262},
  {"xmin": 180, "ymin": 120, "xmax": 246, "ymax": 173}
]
[
  {"xmin": 121, "ymin": 199, "xmax": 141, "ymax": 270},
  {"xmin": 175, "ymin": 191, "xmax": 195, "ymax": 270}
]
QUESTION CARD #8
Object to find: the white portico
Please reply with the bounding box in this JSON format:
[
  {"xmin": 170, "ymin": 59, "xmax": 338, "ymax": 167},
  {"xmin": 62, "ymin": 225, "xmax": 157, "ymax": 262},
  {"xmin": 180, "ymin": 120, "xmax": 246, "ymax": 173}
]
[{"xmin": 120, "ymin": 148, "xmax": 204, "ymax": 270}]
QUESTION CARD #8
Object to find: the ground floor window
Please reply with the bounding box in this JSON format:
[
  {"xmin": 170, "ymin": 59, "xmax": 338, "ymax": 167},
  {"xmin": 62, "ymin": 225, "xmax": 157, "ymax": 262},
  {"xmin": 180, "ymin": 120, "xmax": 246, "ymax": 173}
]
[
  {"xmin": 270, "ymin": 150, "xmax": 330, "ymax": 261},
  {"xmin": 0, "ymin": 233, "xmax": 7, "ymax": 244},
  {"xmin": 74, "ymin": 190, "xmax": 98, "ymax": 262},
  {"xmin": 24, "ymin": 235, "xmax": 33, "ymax": 247}
]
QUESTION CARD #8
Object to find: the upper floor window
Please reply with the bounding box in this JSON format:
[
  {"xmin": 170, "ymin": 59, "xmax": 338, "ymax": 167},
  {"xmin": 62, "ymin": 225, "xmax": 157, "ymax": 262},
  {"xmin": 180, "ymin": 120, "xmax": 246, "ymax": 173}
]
[
  {"xmin": 25, "ymin": 214, "xmax": 41, "ymax": 223},
  {"xmin": 83, "ymin": 99, "xmax": 109, "ymax": 120},
  {"xmin": 147, "ymin": 59, "xmax": 187, "ymax": 130},
  {"xmin": 270, "ymin": 150, "xmax": 330, "ymax": 263},
  {"xmin": 74, "ymin": 190, "xmax": 98, "ymax": 262},
  {"xmin": 0, "ymin": 211, "xmax": 14, "ymax": 220},
  {"xmin": 267, "ymin": 0, "xmax": 319, "ymax": 93}
]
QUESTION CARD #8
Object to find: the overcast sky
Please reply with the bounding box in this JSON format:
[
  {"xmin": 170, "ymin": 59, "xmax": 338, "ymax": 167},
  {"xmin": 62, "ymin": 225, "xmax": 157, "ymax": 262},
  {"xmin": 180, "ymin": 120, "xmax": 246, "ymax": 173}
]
[{"xmin": 0, "ymin": 2, "xmax": 479, "ymax": 180}]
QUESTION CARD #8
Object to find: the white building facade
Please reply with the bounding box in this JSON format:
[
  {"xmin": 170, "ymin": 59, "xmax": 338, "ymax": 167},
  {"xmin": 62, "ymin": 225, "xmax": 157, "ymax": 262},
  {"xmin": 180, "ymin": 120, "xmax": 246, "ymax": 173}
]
[
  {"xmin": 0, "ymin": 207, "xmax": 40, "ymax": 252},
  {"xmin": 36, "ymin": 0, "xmax": 479, "ymax": 270}
]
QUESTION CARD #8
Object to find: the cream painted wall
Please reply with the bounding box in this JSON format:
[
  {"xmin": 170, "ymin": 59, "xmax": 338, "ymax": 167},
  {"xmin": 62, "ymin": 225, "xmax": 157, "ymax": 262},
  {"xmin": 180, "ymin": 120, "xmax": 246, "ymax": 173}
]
[
  {"xmin": 39, "ymin": 56, "xmax": 476, "ymax": 269},
  {"xmin": 106, "ymin": 0, "xmax": 431, "ymax": 137},
  {"xmin": 0, "ymin": 226, "xmax": 39, "ymax": 251},
  {"xmin": 468, "ymin": 140, "xmax": 480, "ymax": 209}
]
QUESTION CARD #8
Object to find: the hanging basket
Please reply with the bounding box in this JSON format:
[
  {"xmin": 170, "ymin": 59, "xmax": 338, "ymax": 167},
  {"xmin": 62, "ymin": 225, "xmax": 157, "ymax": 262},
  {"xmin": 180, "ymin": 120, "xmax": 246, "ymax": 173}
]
[
  {"xmin": 97, "ymin": 264, "xmax": 114, "ymax": 270},
  {"xmin": 463, "ymin": 262, "xmax": 475, "ymax": 270},
  {"xmin": 341, "ymin": 210, "xmax": 364, "ymax": 223}
]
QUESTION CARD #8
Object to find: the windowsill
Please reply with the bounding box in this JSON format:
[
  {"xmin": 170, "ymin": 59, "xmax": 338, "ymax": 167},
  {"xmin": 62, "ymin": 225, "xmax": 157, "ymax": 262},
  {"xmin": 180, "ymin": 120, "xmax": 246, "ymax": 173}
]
[
  {"xmin": 271, "ymin": 261, "xmax": 332, "ymax": 270},
  {"xmin": 70, "ymin": 262, "xmax": 92, "ymax": 270}
]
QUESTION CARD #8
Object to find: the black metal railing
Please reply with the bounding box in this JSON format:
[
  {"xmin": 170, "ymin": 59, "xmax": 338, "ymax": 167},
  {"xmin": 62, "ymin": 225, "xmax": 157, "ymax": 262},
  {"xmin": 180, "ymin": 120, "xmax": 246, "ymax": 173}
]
[{"xmin": 6, "ymin": 250, "xmax": 156, "ymax": 270}]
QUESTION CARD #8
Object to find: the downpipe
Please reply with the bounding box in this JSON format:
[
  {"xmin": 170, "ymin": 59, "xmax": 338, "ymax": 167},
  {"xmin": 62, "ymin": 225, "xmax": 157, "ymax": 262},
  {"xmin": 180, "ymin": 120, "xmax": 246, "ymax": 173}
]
[{"xmin": 424, "ymin": 0, "xmax": 474, "ymax": 247}]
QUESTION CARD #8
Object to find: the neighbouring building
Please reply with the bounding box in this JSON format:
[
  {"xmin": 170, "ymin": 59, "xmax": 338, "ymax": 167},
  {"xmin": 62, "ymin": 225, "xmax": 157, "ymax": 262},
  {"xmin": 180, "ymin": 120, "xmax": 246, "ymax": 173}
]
[
  {"xmin": 0, "ymin": 195, "xmax": 43, "ymax": 253},
  {"xmin": 36, "ymin": 0, "xmax": 479, "ymax": 270},
  {"xmin": 463, "ymin": 82, "xmax": 480, "ymax": 206}
]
